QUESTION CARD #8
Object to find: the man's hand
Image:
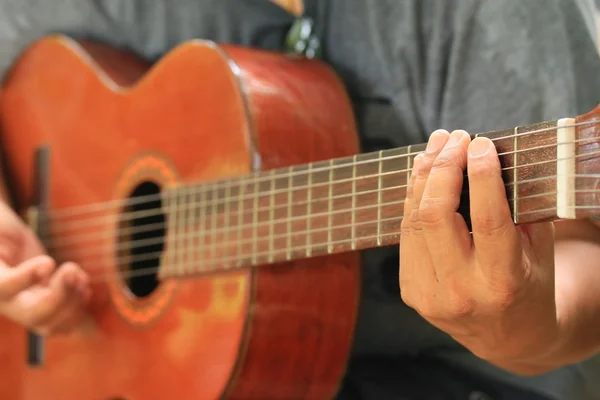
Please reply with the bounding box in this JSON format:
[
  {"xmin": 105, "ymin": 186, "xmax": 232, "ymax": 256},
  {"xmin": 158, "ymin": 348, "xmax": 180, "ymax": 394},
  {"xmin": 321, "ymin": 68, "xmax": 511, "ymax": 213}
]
[
  {"xmin": 0, "ymin": 201, "xmax": 90, "ymax": 335},
  {"xmin": 399, "ymin": 130, "xmax": 560, "ymax": 369}
]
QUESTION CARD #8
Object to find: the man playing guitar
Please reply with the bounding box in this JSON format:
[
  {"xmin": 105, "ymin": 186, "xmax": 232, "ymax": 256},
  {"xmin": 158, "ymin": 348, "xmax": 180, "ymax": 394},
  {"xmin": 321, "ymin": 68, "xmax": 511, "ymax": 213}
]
[{"xmin": 1, "ymin": 0, "xmax": 600, "ymax": 399}]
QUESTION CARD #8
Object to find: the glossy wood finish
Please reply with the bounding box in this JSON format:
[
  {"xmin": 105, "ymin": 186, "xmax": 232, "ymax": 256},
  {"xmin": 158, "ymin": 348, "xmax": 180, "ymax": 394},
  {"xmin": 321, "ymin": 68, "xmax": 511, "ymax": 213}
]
[
  {"xmin": 3, "ymin": 33, "xmax": 599, "ymax": 400},
  {"xmin": 0, "ymin": 36, "xmax": 361, "ymax": 399},
  {"xmin": 0, "ymin": 316, "xmax": 25, "ymax": 400}
]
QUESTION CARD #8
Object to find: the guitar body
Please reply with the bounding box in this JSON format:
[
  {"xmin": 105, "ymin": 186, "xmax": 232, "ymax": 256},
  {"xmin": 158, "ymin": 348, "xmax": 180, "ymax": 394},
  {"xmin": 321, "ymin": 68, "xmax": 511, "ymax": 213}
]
[
  {"xmin": 0, "ymin": 317, "xmax": 25, "ymax": 399},
  {"xmin": 0, "ymin": 36, "xmax": 361, "ymax": 399}
]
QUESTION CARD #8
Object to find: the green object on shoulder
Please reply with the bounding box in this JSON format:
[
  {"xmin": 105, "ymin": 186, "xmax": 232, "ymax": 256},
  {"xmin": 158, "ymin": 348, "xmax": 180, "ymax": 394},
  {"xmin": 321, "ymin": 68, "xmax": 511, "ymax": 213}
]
[{"xmin": 284, "ymin": 17, "xmax": 321, "ymax": 59}]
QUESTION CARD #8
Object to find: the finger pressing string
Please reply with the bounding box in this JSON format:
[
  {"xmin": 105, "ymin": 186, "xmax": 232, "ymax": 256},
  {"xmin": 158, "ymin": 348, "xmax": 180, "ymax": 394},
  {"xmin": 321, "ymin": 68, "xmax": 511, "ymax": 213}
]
[{"xmin": 467, "ymin": 137, "xmax": 521, "ymax": 272}]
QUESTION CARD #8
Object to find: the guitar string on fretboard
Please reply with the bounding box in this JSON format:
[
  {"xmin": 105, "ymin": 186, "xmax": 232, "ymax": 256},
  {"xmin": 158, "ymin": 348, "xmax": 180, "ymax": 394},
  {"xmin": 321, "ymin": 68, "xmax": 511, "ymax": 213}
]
[
  {"xmin": 42, "ymin": 119, "xmax": 597, "ymax": 220},
  {"xmin": 32, "ymin": 117, "xmax": 600, "ymax": 280}
]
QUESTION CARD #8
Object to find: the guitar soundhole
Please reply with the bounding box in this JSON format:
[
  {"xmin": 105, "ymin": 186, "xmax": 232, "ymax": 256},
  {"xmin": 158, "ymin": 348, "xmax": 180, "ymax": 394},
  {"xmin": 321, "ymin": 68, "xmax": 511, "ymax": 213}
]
[{"xmin": 118, "ymin": 180, "xmax": 165, "ymax": 298}]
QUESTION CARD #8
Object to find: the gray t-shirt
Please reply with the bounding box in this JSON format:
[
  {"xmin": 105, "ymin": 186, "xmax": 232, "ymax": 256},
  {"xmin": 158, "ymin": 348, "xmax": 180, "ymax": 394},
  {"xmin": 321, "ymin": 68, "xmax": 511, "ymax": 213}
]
[
  {"xmin": 316, "ymin": 2, "xmax": 600, "ymax": 399},
  {"xmin": 1, "ymin": 1, "xmax": 600, "ymax": 399}
]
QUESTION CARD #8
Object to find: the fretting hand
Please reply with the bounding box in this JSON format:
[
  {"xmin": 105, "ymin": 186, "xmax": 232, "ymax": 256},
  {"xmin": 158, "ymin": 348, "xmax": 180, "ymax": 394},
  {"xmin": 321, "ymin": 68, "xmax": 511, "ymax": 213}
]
[
  {"xmin": 0, "ymin": 201, "xmax": 91, "ymax": 335},
  {"xmin": 399, "ymin": 129, "xmax": 560, "ymax": 366}
]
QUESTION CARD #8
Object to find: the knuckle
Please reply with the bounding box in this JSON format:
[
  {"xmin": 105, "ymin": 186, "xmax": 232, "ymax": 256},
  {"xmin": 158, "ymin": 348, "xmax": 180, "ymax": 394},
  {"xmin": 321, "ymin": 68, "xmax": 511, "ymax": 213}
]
[
  {"xmin": 409, "ymin": 209, "xmax": 420, "ymax": 223},
  {"xmin": 432, "ymin": 151, "xmax": 462, "ymax": 170},
  {"xmin": 417, "ymin": 197, "xmax": 448, "ymax": 225},
  {"xmin": 473, "ymin": 215, "xmax": 512, "ymax": 238},
  {"xmin": 415, "ymin": 159, "xmax": 434, "ymax": 179},
  {"xmin": 444, "ymin": 292, "xmax": 475, "ymax": 317},
  {"xmin": 469, "ymin": 159, "xmax": 499, "ymax": 178},
  {"xmin": 442, "ymin": 280, "xmax": 475, "ymax": 317},
  {"xmin": 406, "ymin": 175, "xmax": 417, "ymax": 197},
  {"xmin": 486, "ymin": 281, "xmax": 522, "ymax": 311},
  {"xmin": 400, "ymin": 220, "xmax": 412, "ymax": 237},
  {"xmin": 409, "ymin": 209, "xmax": 422, "ymax": 227}
]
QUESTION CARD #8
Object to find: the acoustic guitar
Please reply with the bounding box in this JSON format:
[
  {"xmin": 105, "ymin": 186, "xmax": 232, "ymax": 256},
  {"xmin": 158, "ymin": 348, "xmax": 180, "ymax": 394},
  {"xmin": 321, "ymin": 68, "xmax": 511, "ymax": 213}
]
[{"xmin": 0, "ymin": 35, "xmax": 598, "ymax": 400}]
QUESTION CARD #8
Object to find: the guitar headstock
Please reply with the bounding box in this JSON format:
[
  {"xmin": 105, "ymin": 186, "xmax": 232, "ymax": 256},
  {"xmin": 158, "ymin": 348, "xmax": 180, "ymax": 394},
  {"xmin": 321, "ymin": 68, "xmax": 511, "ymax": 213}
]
[{"xmin": 573, "ymin": 104, "xmax": 600, "ymax": 220}]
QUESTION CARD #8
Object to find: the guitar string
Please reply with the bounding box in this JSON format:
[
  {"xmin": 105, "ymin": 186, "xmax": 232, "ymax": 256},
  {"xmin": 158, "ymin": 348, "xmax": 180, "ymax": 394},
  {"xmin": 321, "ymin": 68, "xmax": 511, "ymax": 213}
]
[
  {"xmin": 84, "ymin": 214, "xmax": 406, "ymax": 271},
  {"xmin": 42, "ymin": 146, "xmax": 600, "ymax": 237},
  {"xmin": 49, "ymin": 176, "xmax": 597, "ymax": 271},
  {"xmin": 40, "ymin": 119, "xmax": 600, "ymax": 219},
  {"xmin": 50, "ymin": 179, "xmax": 555, "ymax": 249},
  {"xmin": 46, "ymin": 183, "xmax": 563, "ymax": 257},
  {"xmin": 89, "ymin": 203, "xmax": 571, "ymax": 283},
  {"xmin": 49, "ymin": 184, "xmax": 406, "ymax": 248}
]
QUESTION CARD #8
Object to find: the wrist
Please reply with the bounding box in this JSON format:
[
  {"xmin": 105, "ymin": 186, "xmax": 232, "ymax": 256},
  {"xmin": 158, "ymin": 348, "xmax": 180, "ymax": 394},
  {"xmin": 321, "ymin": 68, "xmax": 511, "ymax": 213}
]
[
  {"xmin": 483, "ymin": 312, "xmax": 577, "ymax": 376},
  {"xmin": 485, "ymin": 357, "xmax": 561, "ymax": 376},
  {"xmin": 460, "ymin": 315, "xmax": 563, "ymax": 374}
]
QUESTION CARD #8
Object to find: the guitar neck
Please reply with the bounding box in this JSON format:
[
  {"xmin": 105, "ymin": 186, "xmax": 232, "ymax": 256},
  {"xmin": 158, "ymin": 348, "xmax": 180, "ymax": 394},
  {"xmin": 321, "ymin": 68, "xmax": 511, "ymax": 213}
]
[{"xmin": 159, "ymin": 112, "xmax": 600, "ymax": 278}]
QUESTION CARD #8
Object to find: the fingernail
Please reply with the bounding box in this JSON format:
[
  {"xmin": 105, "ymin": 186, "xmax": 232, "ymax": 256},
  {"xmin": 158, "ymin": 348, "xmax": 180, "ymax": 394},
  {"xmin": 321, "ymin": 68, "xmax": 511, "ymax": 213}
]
[
  {"xmin": 425, "ymin": 131, "xmax": 448, "ymax": 153},
  {"xmin": 469, "ymin": 138, "xmax": 492, "ymax": 158}
]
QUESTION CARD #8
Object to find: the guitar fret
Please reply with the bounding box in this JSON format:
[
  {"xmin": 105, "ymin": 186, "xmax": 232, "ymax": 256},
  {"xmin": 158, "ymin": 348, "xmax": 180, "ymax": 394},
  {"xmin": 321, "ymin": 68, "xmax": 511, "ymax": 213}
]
[
  {"xmin": 351, "ymin": 154, "xmax": 357, "ymax": 250},
  {"xmin": 251, "ymin": 173, "xmax": 259, "ymax": 265},
  {"xmin": 504, "ymin": 121, "xmax": 558, "ymax": 224},
  {"xmin": 187, "ymin": 187, "xmax": 195, "ymax": 274},
  {"xmin": 327, "ymin": 159, "xmax": 334, "ymax": 253},
  {"xmin": 306, "ymin": 163, "xmax": 312, "ymax": 257},
  {"xmin": 286, "ymin": 166, "xmax": 293, "ymax": 260},
  {"xmin": 210, "ymin": 187, "xmax": 218, "ymax": 270},
  {"xmin": 373, "ymin": 147, "xmax": 408, "ymax": 245},
  {"xmin": 198, "ymin": 187, "xmax": 206, "ymax": 272},
  {"xmin": 513, "ymin": 126, "xmax": 519, "ymax": 224},
  {"xmin": 224, "ymin": 180, "xmax": 232, "ymax": 269},
  {"xmin": 376, "ymin": 150, "xmax": 383, "ymax": 246},
  {"xmin": 268, "ymin": 170, "xmax": 276, "ymax": 263},
  {"xmin": 236, "ymin": 179, "xmax": 244, "ymax": 267},
  {"xmin": 177, "ymin": 187, "xmax": 186, "ymax": 276},
  {"xmin": 189, "ymin": 188, "xmax": 195, "ymax": 273},
  {"xmin": 161, "ymin": 190, "xmax": 175, "ymax": 279}
]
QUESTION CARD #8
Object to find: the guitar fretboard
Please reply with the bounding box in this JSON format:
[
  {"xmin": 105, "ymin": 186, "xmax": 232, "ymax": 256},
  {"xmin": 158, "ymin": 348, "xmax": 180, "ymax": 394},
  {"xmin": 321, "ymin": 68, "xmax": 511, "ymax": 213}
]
[{"xmin": 156, "ymin": 117, "xmax": 585, "ymax": 278}]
